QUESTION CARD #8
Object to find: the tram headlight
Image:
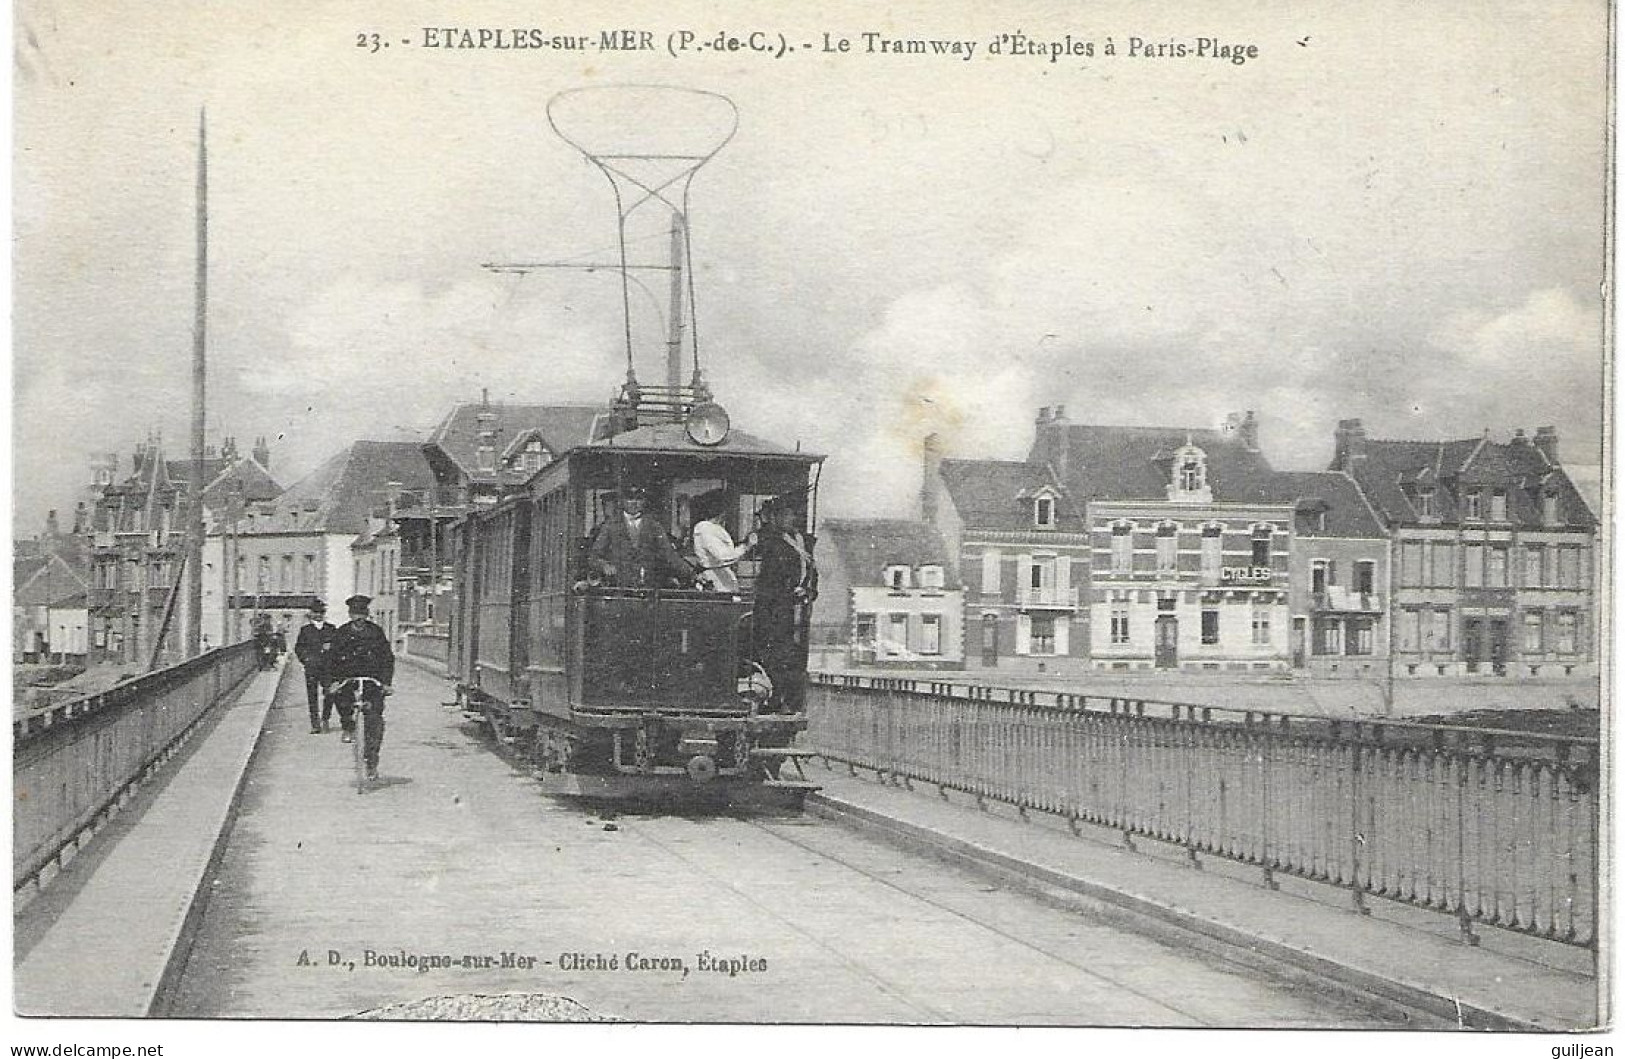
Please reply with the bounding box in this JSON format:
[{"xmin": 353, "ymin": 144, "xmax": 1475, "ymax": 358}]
[{"xmin": 685, "ymin": 402, "xmax": 731, "ymax": 446}]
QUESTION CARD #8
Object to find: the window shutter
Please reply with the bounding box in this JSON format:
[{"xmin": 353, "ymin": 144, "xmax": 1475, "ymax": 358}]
[
  {"xmin": 982, "ymin": 549, "xmax": 1001, "ymax": 595},
  {"xmin": 1055, "ymin": 616, "xmax": 1070, "ymax": 656},
  {"xmin": 1056, "ymin": 555, "xmax": 1072, "ymax": 602},
  {"xmin": 1015, "ymin": 614, "xmax": 1031, "ymax": 655}
]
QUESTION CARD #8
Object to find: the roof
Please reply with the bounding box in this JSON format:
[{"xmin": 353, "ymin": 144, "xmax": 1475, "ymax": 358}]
[
  {"xmin": 256, "ymin": 441, "xmax": 438, "ymax": 535},
  {"xmin": 937, "ymin": 459, "xmax": 1083, "ymax": 532},
  {"xmin": 14, "ymin": 551, "xmax": 90, "ymax": 607},
  {"xmin": 1265, "ymin": 471, "xmax": 1385, "ymax": 538},
  {"xmin": 1345, "ymin": 435, "xmax": 1596, "ymax": 530},
  {"xmin": 425, "ymin": 402, "xmax": 603, "ymax": 484},
  {"xmin": 1034, "ymin": 424, "xmax": 1280, "ymax": 503},
  {"xmin": 820, "ymin": 518, "xmax": 958, "ymax": 586},
  {"xmin": 199, "ymin": 455, "xmax": 282, "ymax": 508},
  {"xmin": 584, "ymin": 422, "xmax": 819, "ymax": 459}
]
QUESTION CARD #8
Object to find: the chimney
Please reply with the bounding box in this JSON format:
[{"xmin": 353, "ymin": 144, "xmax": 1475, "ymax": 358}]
[
  {"xmin": 1033, "ymin": 404, "xmax": 1070, "ymax": 485},
  {"xmin": 252, "ymin": 436, "xmax": 271, "ymax": 469},
  {"xmin": 72, "ymin": 502, "xmax": 87, "ymax": 534},
  {"xmin": 1510, "ymin": 428, "xmax": 1528, "ymax": 447},
  {"xmin": 921, "ymin": 433, "xmax": 944, "ymax": 524},
  {"xmin": 45, "ymin": 509, "xmax": 59, "ymax": 539},
  {"xmin": 221, "ymin": 435, "xmax": 238, "ymax": 463},
  {"xmin": 1239, "ymin": 410, "xmax": 1260, "ymax": 453},
  {"xmin": 1533, "ymin": 426, "xmax": 1559, "ymax": 465},
  {"xmin": 1332, "ymin": 418, "xmax": 1367, "ymax": 472}
]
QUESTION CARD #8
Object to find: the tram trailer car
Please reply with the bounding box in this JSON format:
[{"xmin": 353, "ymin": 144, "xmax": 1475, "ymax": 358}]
[{"xmin": 448, "ymin": 408, "xmax": 823, "ymax": 803}]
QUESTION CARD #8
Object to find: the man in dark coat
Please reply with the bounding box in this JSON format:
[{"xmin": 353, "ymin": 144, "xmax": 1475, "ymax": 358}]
[
  {"xmin": 752, "ymin": 496, "xmax": 817, "ymax": 713},
  {"xmin": 294, "ymin": 602, "xmax": 336, "ymax": 734},
  {"xmin": 325, "ymin": 594, "xmax": 396, "ymax": 779},
  {"xmin": 587, "ymin": 485, "xmax": 695, "ymax": 588}
]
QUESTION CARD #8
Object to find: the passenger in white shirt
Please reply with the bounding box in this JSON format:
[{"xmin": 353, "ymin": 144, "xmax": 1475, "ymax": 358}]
[{"xmin": 690, "ymin": 491, "xmax": 754, "ymax": 593}]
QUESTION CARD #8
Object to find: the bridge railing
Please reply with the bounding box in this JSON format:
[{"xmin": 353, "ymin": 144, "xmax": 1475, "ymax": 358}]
[
  {"xmin": 13, "ymin": 641, "xmax": 261, "ymax": 891},
  {"xmin": 806, "ymin": 673, "xmax": 1599, "ymax": 949}
]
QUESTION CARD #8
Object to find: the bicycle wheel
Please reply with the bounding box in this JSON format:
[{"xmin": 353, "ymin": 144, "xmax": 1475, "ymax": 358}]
[{"xmin": 353, "ymin": 705, "xmax": 367, "ymax": 794}]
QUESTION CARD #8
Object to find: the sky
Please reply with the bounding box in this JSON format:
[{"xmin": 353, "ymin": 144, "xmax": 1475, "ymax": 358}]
[{"xmin": 12, "ymin": 0, "xmax": 1611, "ymax": 533}]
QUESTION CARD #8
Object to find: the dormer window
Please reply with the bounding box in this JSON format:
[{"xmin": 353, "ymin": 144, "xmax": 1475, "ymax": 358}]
[
  {"xmin": 1490, "ymin": 489, "xmax": 1507, "ymax": 522},
  {"xmin": 1464, "ymin": 491, "xmax": 1483, "ymax": 520},
  {"xmin": 519, "ymin": 439, "xmax": 548, "ymax": 472},
  {"xmin": 1417, "ymin": 488, "xmax": 1435, "ymax": 518},
  {"xmin": 1542, "ymin": 491, "xmax": 1560, "ymax": 526},
  {"xmin": 476, "ymin": 445, "xmax": 495, "ymax": 472},
  {"xmin": 918, "ymin": 565, "xmax": 945, "ymax": 590},
  {"xmin": 1180, "ymin": 458, "xmax": 1202, "ymax": 492},
  {"xmin": 1166, "ymin": 444, "xmax": 1213, "ymax": 502},
  {"xmin": 884, "ymin": 565, "xmax": 911, "ymax": 591},
  {"xmin": 1032, "ymin": 493, "xmax": 1056, "ymax": 528}
]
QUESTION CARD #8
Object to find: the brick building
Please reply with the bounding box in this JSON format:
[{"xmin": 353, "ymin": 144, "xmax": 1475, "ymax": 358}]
[
  {"xmin": 922, "ymin": 431, "xmax": 1091, "ymax": 674},
  {"xmin": 208, "ymin": 441, "xmax": 436, "ymax": 644},
  {"xmin": 1331, "ymin": 420, "xmax": 1597, "ymax": 678},
  {"xmin": 1024, "ymin": 410, "xmax": 1296, "ymax": 672}
]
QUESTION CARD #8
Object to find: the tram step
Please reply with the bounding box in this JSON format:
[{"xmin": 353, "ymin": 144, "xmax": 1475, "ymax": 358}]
[
  {"xmin": 749, "ymin": 747, "xmax": 820, "ymax": 759},
  {"xmin": 760, "ymin": 779, "xmax": 821, "ymax": 791}
]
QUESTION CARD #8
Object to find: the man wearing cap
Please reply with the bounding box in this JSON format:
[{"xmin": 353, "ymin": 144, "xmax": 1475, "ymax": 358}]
[
  {"xmin": 588, "ymin": 485, "xmax": 695, "ymax": 588},
  {"xmin": 294, "ymin": 602, "xmax": 336, "ymax": 734},
  {"xmin": 752, "ymin": 496, "xmax": 818, "ymax": 713},
  {"xmin": 325, "ymin": 594, "xmax": 395, "ymax": 779}
]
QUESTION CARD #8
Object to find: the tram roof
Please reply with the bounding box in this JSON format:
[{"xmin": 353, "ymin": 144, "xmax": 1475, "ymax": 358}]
[{"xmin": 574, "ymin": 421, "xmax": 823, "ymax": 462}]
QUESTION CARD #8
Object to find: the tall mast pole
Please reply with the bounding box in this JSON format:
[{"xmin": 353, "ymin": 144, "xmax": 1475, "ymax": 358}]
[
  {"xmin": 186, "ymin": 108, "xmax": 207, "ymax": 656},
  {"xmin": 666, "ymin": 214, "xmax": 685, "ymax": 391}
]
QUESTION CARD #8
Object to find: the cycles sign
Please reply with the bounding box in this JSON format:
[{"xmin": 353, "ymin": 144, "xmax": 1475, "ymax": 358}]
[{"xmin": 1220, "ymin": 566, "xmax": 1274, "ymax": 585}]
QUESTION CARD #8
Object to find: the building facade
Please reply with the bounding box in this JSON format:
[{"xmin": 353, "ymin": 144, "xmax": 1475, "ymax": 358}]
[
  {"xmin": 205, "ymin": 440, "xmax": 437, "ymax": 646},
  {"xmin": 923, "ymin": 432, "xmax": 1091, "ymax": 675},
  {"xmin": 403, "ymin": 397, "xmax": 604, "ymax": 638},
  {"xmin": 813, "ymin": 518, "xmax": 964, "ymax": 669},
  {"xmin": 1333, "ymin": 421, "xmax": 1597, "ymax": 678},
  {"xmin": 1272, "ymin": 471, "xmax": 1390, "ymax": 678}
]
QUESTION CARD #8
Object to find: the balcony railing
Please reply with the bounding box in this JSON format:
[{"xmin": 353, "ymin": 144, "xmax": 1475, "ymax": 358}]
[
  {"xmin": 1312, "ymin": 588, "xmax": 1383, "ymax": 613},
  {"xmin": 1016, "ymin": 585, "xmax": 1080, "ymax": 609}
]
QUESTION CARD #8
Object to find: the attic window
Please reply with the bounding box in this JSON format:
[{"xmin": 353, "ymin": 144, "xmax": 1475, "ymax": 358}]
[
  {"xmin": 1179, "ymin": 457, "xmax": 1203, "ymax": 492},
  {"xmin": 476, "ymin": 445, "xmax": 496, "ymax": 472},
  {"xmin": 1542, "ymin": 491, "xmax": 1560, "ymax": 526},
  {"xmin": 1417, "ymin": 488, "xmax": 1435, "ymax": 518},
  {"xmin": 1464, "ymin": 490, "xmax": 1483, "ymax": 520},
  {"xmin": 918, "ymin": 565, "xmax": 945, "ymax": 590},
  {"xmin": 1490, "ymin": 489, "xmax": 1507, "ymax": 522},
  {"xmin": 885, "ymin": 565, "xmax": 911, "ymax": 590},
  {"xmin": 1166, "ymin": 443, "xmax": 1212, "ymax": 502},
  {"xmin": 1034, "ymin": 496, "xmax": 1055, "ymax": 528},
  {"xmin": 518, "ymin": 439, "xmax": 548, "ymax": 472}
]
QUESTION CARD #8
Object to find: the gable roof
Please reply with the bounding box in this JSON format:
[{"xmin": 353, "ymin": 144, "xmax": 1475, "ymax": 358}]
[
  {"xmin": 820, "ymin": 518, "xmax": 958, "ymax": 586},
  {"xmin": 1346, "ymin": 435, "xmax": 1595, "ymax": 530},
  {"xmin": 1034, "ymin": 424, "xmax": 1280, "ymax": 503},
  {"xmin": 425, "ymin": 402, "xmax": 603, "ymax": 484},
  {"xmin": 254, "ymin": 441, "xmax": 437, "ymax": 535},
  {"xmin": 14, "ymin": 551, "xmax": 90, "ymax": 607},
  {"xmin": 936, "ymin": 459, "xmax": 1083, "ymax": 532},
  {"xmin": 199, "ymin": 455, "xmax": 283, "ymax": 508},
  {"xmin": 1265, "ymin": 471, "xmax": 1385, "ymax": 538}
]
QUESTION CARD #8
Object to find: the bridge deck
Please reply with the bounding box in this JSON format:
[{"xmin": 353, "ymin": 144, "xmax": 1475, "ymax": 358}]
[
  {"xmin": 15, "ymin": 664, "xmax": 285, "ymax": 1016},
  {"xmin": 14, "ymin": 657, "xmax": 1598, "ymax": 1028}
]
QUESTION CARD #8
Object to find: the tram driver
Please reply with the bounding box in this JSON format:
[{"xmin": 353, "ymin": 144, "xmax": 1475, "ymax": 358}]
[{"xmin": 587, "ymin": 484, "xmax": 698, "ymax": 589}]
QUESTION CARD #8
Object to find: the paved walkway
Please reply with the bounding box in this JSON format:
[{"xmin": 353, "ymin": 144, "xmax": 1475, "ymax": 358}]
[
  {"xmin": 166, "ymin": 662, "xmax": 1421, "ymax": 1026},
  {"xmin": 15, "ymin": 663, "xmax": 287, "ymax": 1016},
  {"xmin": 806, "ymin": 763, "xmax": 1601, "ymax": 1031}
]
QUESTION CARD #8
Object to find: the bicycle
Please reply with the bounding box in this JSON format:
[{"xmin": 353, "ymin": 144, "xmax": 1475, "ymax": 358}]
[{"xmin": 329, "ymin": 675, "xmax": 388, "ymax": 793}]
